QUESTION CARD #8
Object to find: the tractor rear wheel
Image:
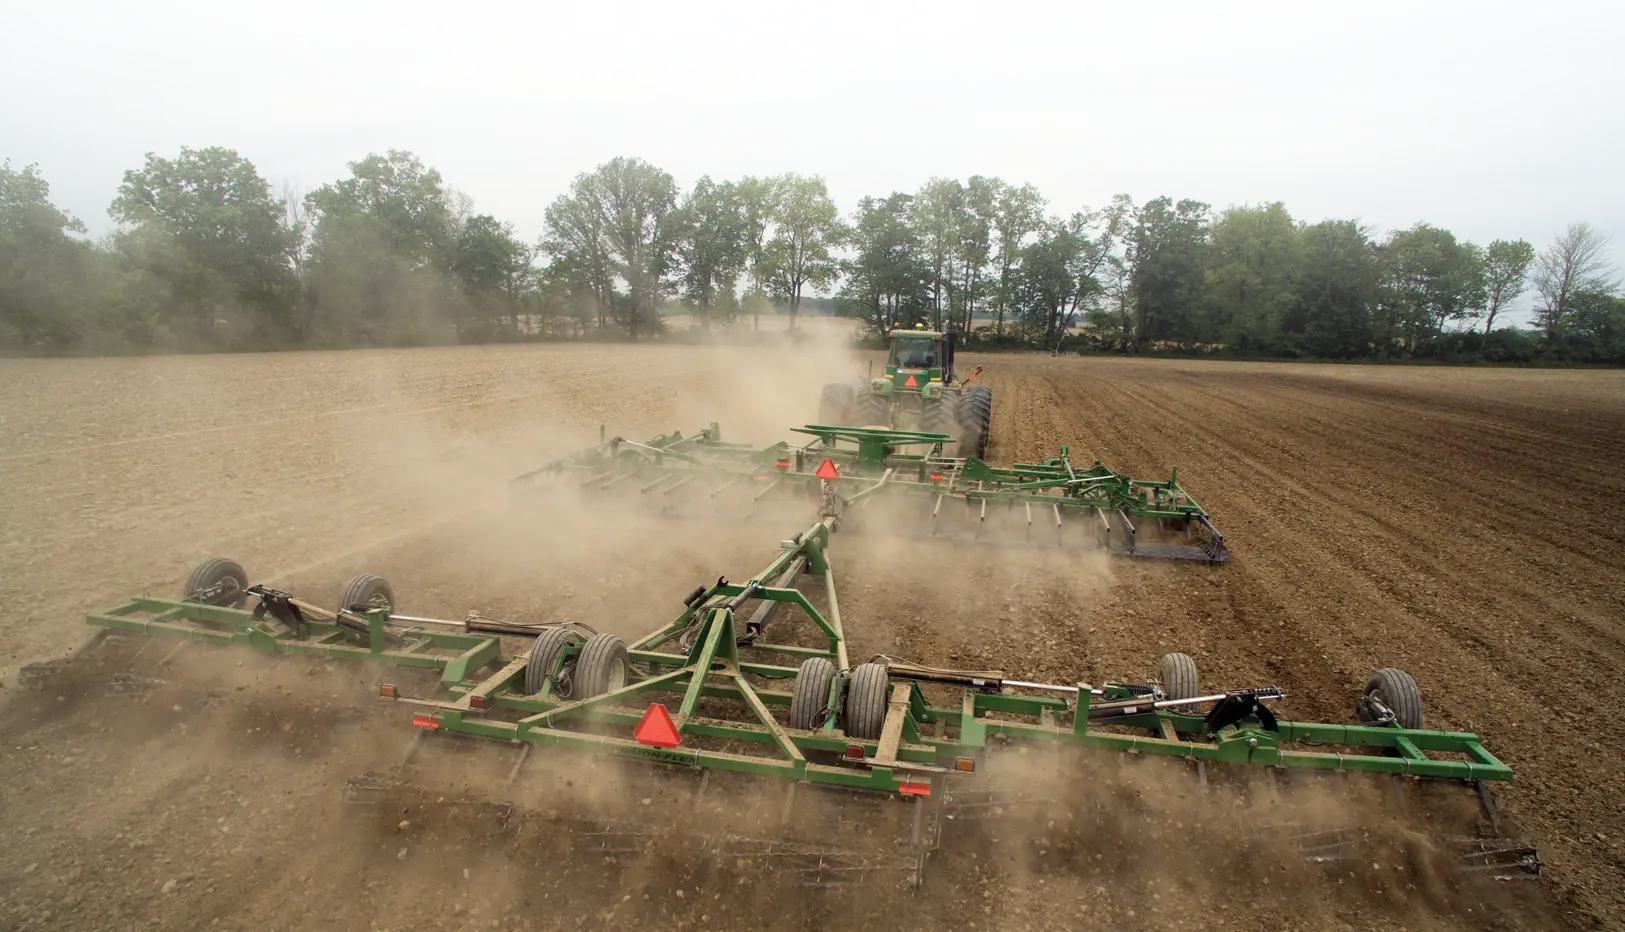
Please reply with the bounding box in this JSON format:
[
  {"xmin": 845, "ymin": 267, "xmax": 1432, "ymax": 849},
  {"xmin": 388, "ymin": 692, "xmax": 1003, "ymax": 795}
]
[
  {"xmin": 843, "ymin": 662, "xmax": 890, "ymax": 740},
  {"xmin": 339, "ymin": 574, "xmax": 396, "ymax": 616},
  {"xmin": 525, "ymin": 627, "xmax": 584, "ymax": 697},
  {"xmin": 855, "ymin": 392, "xmax": 889, "ymax": 428},
  {"xmin": 818, "ymin": 383, "xmax": 855, "ymax": 425},
  {"xmin": 574, "ymin": 633, "xmax": 631, "ymax": 698},
  {"xmin": 921, "ymin": 394, "xmax": 958, "ymax": 436},
  {"xmin": 1359, "ymin": 668, "xmax": 1423, "ymax": 730},
  {"xmin": 1157, "ymin": 652, "xmax": 1200, "ymax": 701},
  {"xmin": 958, "ymin": 386, "xmax": 993, "ymax": 458},
  {"xmin": 183, "ymin": 558, "xmax": 249, "ymax": 607},
  {"xmin": 789, "ymin": 657, "xmax": 836, "ymax": 730}
]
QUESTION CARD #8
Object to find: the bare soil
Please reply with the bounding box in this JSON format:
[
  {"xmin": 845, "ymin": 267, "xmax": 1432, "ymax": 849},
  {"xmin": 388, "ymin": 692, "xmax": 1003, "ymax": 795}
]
[{"xmin": 2, "ymin": 345, "xmax": 1621, "ymax": 932}]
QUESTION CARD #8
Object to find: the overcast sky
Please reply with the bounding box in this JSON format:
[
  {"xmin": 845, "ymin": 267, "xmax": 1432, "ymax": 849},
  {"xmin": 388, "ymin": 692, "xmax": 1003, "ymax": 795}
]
[{"xmin": 4, "ymin": 0, "xmax": 1621, "ymax": 321}]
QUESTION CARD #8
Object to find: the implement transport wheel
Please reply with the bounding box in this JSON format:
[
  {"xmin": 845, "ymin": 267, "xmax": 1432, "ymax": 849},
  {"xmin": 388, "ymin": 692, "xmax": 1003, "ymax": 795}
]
[
  {"xmin": 1359, "ymin": 668, "xmax": 1423, "ymax": 730},
  {"xmin": 818, "ymin": 383, "xmax": 855, "ymax": 424},
  {"xmin": 789, "ymin": 657, "xmax": 837, "ymax": 730},
  {"xmin": 1157, "ymin": 652, "xmax": 1200, "ymax": 701},
  {"xmin": 338, "ymin": 574, "xmax": 396, "ymax": 616},
  {"xmin": 183, "ymin": 558, "xmax": 249, "ymax": 607},
  {"xmin": 855, "ymin": 392, "xmax": 889, "ymax": 428},
  {"xmin": 958, "ymin": 386, "xmax": 992, "ymax": 458},
  {"xmin": 574, "ymin": 633, "xmax": 630, "ymax": 698},
  {"xmin": 525, "ymin": 627, "xmax": 584, "ymax": 697},
  {"xmin": 843, "ymin": 663, "xmax": 890, "ymax": 740}
]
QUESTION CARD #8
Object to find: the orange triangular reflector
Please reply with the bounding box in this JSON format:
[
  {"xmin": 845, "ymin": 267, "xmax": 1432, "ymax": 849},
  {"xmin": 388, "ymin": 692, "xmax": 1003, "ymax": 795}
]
[
  {"xmin": 814, "ymin": 459, "xmax": 840, "ymax": 480},
  {"xmin": 905, "ymin": 374, "xmax": 918, "ymax": 387},
  {"xmin": 633, "ymin": 702, "xmax": 681, "ymax": 748}
]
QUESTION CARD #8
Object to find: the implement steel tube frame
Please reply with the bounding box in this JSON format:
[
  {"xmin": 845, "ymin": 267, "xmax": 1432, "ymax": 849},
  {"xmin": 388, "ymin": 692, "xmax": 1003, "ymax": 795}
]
[
  {"xmin": 526, "ymin": 423, "xmax": 1230, "ymax": 565},
  {"xmin": 79, "ymin": 503, "xmax": 1501, "ymax": 792}
]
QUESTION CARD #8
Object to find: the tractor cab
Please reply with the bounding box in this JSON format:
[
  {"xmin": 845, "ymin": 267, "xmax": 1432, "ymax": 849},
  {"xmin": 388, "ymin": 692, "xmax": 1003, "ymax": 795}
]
[{"xmin": 884, "ymin": 326, "xmax": 956, "ymax": 389}]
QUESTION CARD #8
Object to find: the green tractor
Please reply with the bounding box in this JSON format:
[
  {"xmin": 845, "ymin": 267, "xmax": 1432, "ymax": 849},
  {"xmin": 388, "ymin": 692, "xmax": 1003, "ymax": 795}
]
[{"xmin": 818, "ymin": 325, "xmax": 992, "ymax": 457}]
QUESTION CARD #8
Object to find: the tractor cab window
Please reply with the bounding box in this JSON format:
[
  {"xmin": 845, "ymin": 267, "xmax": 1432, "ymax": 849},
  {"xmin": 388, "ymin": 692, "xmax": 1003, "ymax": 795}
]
[{"xmin": 890, "ymin": 337, "xmax": 937, "ymax": 369}]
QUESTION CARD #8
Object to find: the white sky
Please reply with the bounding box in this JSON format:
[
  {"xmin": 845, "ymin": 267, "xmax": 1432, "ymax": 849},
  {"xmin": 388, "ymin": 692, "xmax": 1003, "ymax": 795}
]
[{"xmin": 4, "ymin": 0, "xmax": 1622, "ymax": 322}]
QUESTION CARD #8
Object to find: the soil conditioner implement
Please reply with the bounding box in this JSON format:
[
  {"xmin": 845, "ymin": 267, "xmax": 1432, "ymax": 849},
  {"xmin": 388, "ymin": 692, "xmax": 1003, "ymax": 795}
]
[{"xmin": 43, "ymin": 421, "xmax": 1538, "ymax": 889}]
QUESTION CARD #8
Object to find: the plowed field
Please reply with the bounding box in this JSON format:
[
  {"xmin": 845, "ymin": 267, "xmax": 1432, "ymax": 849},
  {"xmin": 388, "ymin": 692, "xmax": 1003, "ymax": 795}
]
[{"xmin": 2, "ymin": 345, "xmax": 1621, "ymax": 932}]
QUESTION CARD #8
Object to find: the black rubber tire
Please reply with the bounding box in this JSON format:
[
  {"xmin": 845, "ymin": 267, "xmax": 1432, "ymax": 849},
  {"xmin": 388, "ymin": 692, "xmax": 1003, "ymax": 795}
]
[
  {"xmin": 1157, "ymin": 652, "xmax": 1200, "ymax": 701},
  {"xmin": 817, "ymin": 383, "xmax": 855, "ymax": 425},
  {"xmin": 338, "ymin": 574, "xmax": 396, "ymax": 615},
  {"xmin": 855, "ymin": 392, "xmax": 889, "ymax": 428},
  {"xmin": 525, "ymin": 627, "xmax": 584, "ymax": 697},
  {"xmin": 921, "ymin": 394, "xmax": 957, "ymax": 436},
  {"xmin": 958, "ymin": 386, "xmax": 992, "ymax": 458},
  {"xmin": 789, "ymin": 657, "xmax": 837, "ymax": 730},
  {"xmin": 1360, "ymin": 668, "xmax": 1423, "ymax": 730},
  {"xmin": 574, "ymin": 633, "xmax": 630, "ymax": 698},
  {"xmin": 843, "ymin": 662, "xmax": 890, "ymax": 740},
  {"xmin": 183, "ymin": 558, "xmax": 248, "ymax": 607}
]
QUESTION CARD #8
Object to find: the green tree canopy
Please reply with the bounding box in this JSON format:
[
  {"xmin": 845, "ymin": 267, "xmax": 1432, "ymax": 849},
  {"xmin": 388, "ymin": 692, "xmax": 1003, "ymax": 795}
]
[
  {"xmin": 989, "ymin": 180, "xmax": 1045, "ymax": 336},
  {"xmin": 543, "ymin": 156, "xmax": 678, "ymax": 339},
  {"xmin": 673, "ymin": 176, "xmax": 747, "ymax": 329},
  {"xmin": 759, "ymin": 173, "xmax": 839, "ymax": 329},
  {"xmin": 1289, "ymin": 220, "xmax": 1380, "ymax": 358},
  {"xmin": 839, "ymin": 192, "xmax": 927, "ymax": 337},
  {"xmin": 1128, "ymin": 197, "xmax": 1210, "ymax": 348},
  {"xmin": 1377, "ymin": 224, "xmax": 1485, "ymax": 351},
  {"xmin": 111, "ymin": 146, "xmax": 300, "ymax": 344},
  {"xmin": 0, "ymin": 161, "xmax": 98, "ymax": 349},
  {"xmin": 1202, "ymin": 202, "xmax": 1301, "ymax": 353},
  {"xmin": 306, "ymin": 150, "xmax": 454, "ymax": 268},
  {"xmin": 1478, "ymin": 239, "xmax": 1535, "ymax": 333}
]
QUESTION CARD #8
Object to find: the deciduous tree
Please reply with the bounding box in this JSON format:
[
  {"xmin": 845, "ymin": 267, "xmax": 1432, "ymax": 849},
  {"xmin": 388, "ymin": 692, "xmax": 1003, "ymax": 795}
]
[
  {"xmin": 673, "ymin": 177, "xmax": 747, "ymax": 330},
  {"xmin": 112, "ymin": 146, "xmax": 300, "ymax": 343},
  {"xmin": 1127, "ymin": 197, "xmax": 1210, "ymax": 348},
  {"xmin": 759, "ymin": 174, "xmax": 838, "ymax": 330},
  {"xmin": 1532, "ymin": 223, "xmax": 1615, "ymax": 339},
  {"xmin": 1202, "ymin": 202, "xmax": 1301, "ymax": 352},
  {"xmin": 1477, "ymin": 239, "xmax": 1534, "ymax": 333}
]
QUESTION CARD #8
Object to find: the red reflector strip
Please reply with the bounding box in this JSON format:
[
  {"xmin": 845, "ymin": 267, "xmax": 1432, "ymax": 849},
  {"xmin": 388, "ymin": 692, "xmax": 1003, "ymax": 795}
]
[
  {"xmin": 843, "ymin": 744, "xmax": 865, "ymax": 760},
  {"xmin": 929, "ymin": 473, "xmax": 945, "ymax": 483},
  {"xmin": 412, "ymin": 714, "xmax": 439, "ymax": 729},
  {"xmin": 469, "ymin": 695, "xmax": 487, "ymax": 710},
  {"xmin": 774, "ymin": 458, "xmax": 789, "ymax": 470},
  {"xmin": 897, "ymin": 778, "xmax": 931, "ymax": 797}
]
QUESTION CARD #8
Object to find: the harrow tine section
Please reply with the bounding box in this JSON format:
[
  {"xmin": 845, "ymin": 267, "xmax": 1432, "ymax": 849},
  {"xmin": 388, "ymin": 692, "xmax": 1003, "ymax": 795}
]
[{"xmin": 517, "ymin": 423, "xmax": 1231, "ymax": 564}]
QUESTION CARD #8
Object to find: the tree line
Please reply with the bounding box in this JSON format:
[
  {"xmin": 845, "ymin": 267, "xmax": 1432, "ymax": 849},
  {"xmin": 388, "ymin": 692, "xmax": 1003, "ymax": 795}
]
[{"xmin": 2, "ymin": 149, "xmax": 1620, "ymax": 363}]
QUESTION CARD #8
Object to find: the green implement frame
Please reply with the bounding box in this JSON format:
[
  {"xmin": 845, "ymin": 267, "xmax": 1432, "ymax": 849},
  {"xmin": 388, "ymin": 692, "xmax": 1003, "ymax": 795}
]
[
  {"xmin": 83, "ymin": 521, "xmax": 1502, "ymax": 792},
  {"xmin": 512, "ymin": 423, "xmax": 1228, "ymax": 564}
]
